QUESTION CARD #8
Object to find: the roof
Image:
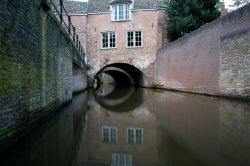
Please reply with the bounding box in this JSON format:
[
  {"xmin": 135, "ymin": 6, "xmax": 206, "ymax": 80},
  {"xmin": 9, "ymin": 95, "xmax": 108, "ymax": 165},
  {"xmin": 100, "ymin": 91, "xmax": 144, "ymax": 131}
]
[
  {"xmin": 133, "ymin": 0, "xmax": 166, "ymax": 9},
  {"xmin": 88, "ymin": 0, "xmax": 166, "ymax": 13},
  {"xmin": 63, "ymin": 1, "xmax": 88, "ymax": 14},
  {"xmin": 110, "ymin": 0, "xmax": 133, "ymax": 5},
  {"xmin": 61, "ymin": 0, "xmax": 166, "ymax": 14},
  {"xmin": 88, "ymin": 0, "xmax": 111, "ymax": 13}
]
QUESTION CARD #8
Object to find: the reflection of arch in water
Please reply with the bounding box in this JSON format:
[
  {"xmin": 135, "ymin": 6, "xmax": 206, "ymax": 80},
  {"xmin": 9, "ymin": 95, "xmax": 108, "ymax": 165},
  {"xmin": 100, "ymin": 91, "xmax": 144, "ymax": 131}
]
[
  {"xmin": 93, "ymin": 86, "xmax": 146, "ymax": 112},
  {"xmin": 93, "ymin": 63, "xmax": 146, "ymax": 87}
]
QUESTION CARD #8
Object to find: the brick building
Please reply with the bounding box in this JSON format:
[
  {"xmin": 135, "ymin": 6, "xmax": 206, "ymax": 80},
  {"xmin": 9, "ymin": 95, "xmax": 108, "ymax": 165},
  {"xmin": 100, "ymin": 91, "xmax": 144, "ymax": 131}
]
[{"xmin": 63, "ymin": 0, "xmax": 168, "ymax": 87}]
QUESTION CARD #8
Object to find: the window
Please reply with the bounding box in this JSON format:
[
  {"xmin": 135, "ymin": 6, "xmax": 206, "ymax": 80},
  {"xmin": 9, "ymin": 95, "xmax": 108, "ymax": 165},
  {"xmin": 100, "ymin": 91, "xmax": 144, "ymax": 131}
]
[
  {"xmin": 102, "ymin": 126, "xmax": 117, "ymax": 143},
  {"xmin": 127, "ymin": 31, "xmax": 142, "ymax": 48},
  {"xmin": 111, "ymin": 4, "xmax": 131, "ymax": 21},
  {"xmin": 127, "ymin": 128, "xmax": 143, "ymax": 144},
  {"xmin": 101, "ymin": 32, "xmax": 116, "ymax": 49},
  {"xmin": 112, "ymin": 153, "xmax": 132, "ymax": 166}
]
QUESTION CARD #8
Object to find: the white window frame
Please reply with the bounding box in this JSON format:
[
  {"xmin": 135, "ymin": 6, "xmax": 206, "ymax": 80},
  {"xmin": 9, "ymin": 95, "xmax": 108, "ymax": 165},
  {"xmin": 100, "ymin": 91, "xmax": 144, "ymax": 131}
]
[
  {"xmin": 126, "ymin": 30, "xmax": 143, "ymax": 48},
  {"xmin": 101, "ymin": 32, "xmax": 117, "ymax": 49},
  {"xmin": 111, "ymin": 4, "xmax": 132, "ymax": 21},
  {"xmin": 102, "ymin": 126, "xmax": 118, "ymax": 144},
  {"xmin": 112, "ymin": 153, "xmax": 132, "ymax": 166},
  {"xmin": 126, "ymin": 127, "xmax": 143, "ymax": 144}
]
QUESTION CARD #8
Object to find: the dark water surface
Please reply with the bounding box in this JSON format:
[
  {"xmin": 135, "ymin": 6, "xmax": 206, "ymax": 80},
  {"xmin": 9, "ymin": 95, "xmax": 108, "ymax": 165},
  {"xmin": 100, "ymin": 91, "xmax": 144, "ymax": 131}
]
[{"xmin": 1, "ymin": 85, "xmax": 250, "ymax": 166}]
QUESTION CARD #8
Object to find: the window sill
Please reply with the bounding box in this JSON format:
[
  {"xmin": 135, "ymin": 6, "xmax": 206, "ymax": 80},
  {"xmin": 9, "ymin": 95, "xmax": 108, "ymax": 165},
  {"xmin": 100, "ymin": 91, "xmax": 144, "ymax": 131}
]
[
  {"xmin": 101, "ymin": 47, "xmax": 117, "ymax": 50},
  {"xmin": 111, "ymin": 19, "xmax": 132, "ymax": 22},
  {"xmin": 126, "ymin": 46, "xmax": 143, "ymax": 49}
]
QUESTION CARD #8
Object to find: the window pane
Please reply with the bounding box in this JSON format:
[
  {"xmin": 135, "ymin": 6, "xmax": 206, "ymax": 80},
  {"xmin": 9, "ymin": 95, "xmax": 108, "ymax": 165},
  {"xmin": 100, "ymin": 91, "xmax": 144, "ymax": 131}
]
[
  {"xmin": 118, "ymin": 5, "xmax": 123, "ymax": 20},
  {"xmin": 102, "ymin": 33, "xmax": 108, "ymax": 48},
  {"xmin": 112, "ymin": 4, "xmax": 130, "ymax": 21},
  {"xmin": 127, "ymin": 128, "xmax": 143, "ymax": 144},
  {"xmin": 128, "ymin": 129, "xmax": 134, "ymax": 143},
  {"xmin": 135, "ymin": 42, "xmax": 139, "ymax": 46},
  {"xmin": 102, "ymin": 33, "xmax": 108, "ymax": 39},
  {"xmin": 110, "ymin": 128, "xmax": 117, "ymax": 143},
  {"xmin": 109, "ymin": 32, "xmax": 116, "ymax": 48},
  {"xmin": 115, "ymin": 6, "xmax": 118, "ymax": 20},
  {"xmin": 102, "ymin": 128, "xmax": 109, "ymax": 142},
  {"xmin": 102, "ymin": 127, "xmax": 117, "ymax": 143},
  {"xmin": 136, "ymin": 129, "xmax": 142, "ymax": 144},
  {"xmin": 125, "ymin": 5, "xmax": 130, "ymax": 19},
  {"xmin": 135, "ymin": 31, "xmax": 142, "ymax": 46},
  {"xmin": 102, "ymin": 32, "xmax": 116, "ymax": 48},
  {"xmin": 112, "ymin": 153, "xmax": 132, "ymax": 166},
  {"xmin": 127, "ymin": 32, "xmax": 134, "ymax": 47}
]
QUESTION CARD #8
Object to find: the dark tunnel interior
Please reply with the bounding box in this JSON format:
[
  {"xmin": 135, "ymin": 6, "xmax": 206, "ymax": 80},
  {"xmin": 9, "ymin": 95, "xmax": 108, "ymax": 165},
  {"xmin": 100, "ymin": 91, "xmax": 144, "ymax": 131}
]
[{"xmin": 93, "ymin": 63, "xmax": 146, "ymax": 88}]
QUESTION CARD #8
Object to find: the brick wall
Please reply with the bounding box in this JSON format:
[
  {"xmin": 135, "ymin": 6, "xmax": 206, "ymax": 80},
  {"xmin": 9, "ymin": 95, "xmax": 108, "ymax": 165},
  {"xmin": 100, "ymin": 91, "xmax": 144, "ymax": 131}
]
[
  {"xmin": 71, "ymin": 15, "xmax": 88, "ymax": 53},
  {"xmin": 156, "ymin": 4, "xmax": 250, "ymax": 98},
  {"xmin": 72, "ymin": 62, "xmax": 87, "ymax": 94},
  {"xmin": 83, "ymin": 9, "xmax": 167, "ymax": 86},
  {"xmin": 0, "ymin": 0, "xmax": 87, "ymax": 151}
]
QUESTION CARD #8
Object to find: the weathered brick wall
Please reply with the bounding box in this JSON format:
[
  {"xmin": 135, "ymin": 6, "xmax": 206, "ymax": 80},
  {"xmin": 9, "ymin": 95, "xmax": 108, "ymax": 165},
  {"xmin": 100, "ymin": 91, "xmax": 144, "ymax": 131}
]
[
  {"xmin": 71, "ymin": 15, "xmax": 88, "ymax": 53},
  {"xmin": 0, "ymin": 0, "xmax": 87, "ymax": 151},
  {"xmin": 72, "ymin": 62, "xmax": 87, "ymax": 94},
  {"xmin": 156, "ymin": 4, "xmax": 250, "ymax": 98},
  {"xmin": 85, "ymin": 9, "xmax": 167, "ymax": 86}
]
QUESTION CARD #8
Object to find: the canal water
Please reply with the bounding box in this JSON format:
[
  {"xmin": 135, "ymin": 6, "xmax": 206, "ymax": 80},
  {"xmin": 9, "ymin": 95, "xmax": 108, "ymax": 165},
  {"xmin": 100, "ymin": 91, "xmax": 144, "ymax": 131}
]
[{"xmin": 0, "ymin": 85, "xmax": 250, "ymax": 166}]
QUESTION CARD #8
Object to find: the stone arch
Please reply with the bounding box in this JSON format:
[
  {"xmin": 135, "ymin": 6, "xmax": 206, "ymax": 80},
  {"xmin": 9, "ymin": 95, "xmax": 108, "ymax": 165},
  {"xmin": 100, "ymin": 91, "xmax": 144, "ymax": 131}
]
[{"xmin": 93, "ymin": 63, "xmax": 147, "ymax": 87}]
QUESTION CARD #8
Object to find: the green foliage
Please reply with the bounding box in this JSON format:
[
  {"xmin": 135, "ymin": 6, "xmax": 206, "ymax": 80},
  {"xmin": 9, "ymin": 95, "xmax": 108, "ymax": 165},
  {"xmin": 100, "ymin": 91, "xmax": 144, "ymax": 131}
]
[{"xmin": 166, "ymin": 0, "xmax": 221, "ymax": 41}]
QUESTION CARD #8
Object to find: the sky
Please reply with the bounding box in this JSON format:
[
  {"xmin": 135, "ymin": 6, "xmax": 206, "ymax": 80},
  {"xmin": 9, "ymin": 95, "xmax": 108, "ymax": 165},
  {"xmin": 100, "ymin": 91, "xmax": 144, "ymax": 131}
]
[{"xmin": 224, "ymin": 0, "xmax": 234, "ymax": 8}]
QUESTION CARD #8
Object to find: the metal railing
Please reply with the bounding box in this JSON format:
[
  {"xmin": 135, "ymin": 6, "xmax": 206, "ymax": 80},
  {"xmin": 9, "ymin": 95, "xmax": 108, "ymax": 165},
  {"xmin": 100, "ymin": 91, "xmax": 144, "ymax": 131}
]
[{"xmin": 49, "ymin": 0, "xmax": 85, "ymax": 58}]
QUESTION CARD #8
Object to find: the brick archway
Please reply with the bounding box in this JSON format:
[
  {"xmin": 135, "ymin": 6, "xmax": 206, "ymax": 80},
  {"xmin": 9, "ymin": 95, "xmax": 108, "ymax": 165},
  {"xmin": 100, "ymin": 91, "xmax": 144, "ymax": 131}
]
[{"xmin": 93, "ymin": 63, "xmax": 147, "ymax": 87}]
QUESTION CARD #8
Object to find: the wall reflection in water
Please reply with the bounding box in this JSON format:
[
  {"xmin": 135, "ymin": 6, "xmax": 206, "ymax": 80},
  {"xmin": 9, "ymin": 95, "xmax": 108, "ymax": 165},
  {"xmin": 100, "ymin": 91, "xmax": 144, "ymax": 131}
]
[
  {"xmin": 76, "ymin": 88, "xmax": 158, "ymax": 166},
  {"xmin": 94, "ymin": 84, "xmax": 146, "ymax": 112},
  {"xmin": 76, "ymin": 85, "xmax": 250, "ymax": 166},
  {"xmin": 0, "ymin": 92, "xmax": 89, "ymax": 166},
  {"xmin": 0, "ymin": 86, "xmax": 250, "ymax": 166}
]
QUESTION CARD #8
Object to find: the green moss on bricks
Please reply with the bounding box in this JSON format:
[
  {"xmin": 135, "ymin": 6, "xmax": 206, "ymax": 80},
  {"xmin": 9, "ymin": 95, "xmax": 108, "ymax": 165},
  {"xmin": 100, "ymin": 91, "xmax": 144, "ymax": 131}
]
[
  {"xmin": 0, "ymin": 0, "xmax": 88, "ymax": 152},
  {"xmin": 40, "ymin": 11, "xmax": 48, "ymax": 106},
  {"xmin": 0, "ymin": 54, "xmax": 22, "ymax": 93}
]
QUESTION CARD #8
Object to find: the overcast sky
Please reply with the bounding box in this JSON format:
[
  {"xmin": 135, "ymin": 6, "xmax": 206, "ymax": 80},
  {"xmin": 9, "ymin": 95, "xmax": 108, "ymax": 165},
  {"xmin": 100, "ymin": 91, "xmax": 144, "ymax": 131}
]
[
  {"xmin": 70, "ymin": 0, "xmax": 234, "ymax": 8},
  {"xmin": 224, "ymin": 0, "xmax": 234, "ymax": 8}
]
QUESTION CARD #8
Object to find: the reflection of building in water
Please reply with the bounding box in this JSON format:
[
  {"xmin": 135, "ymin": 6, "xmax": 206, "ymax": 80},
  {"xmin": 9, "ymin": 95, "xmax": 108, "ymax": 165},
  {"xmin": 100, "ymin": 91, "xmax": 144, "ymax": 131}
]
[
  {"xmin": 127, "ymin": 127, "xmax": 143, "ymax": 144},
  {"xmin": 75, "ymin": 104, "xmax": 158, "ymax": 166},
  {"xmin": 101, "ymin": 126, "xmax": 143, "ymax": 145},
  {"xmin": 112, "ymin": 153, "xmax": 132, "ymax": 166},
  {"xmin": 102, "ymin": 126, "xmax": 117, "ymax": 144},
  {"xmin": 100, "ymin": 73, "xmax": 115, "ymax": 84},
  {"xmin": 95, "ymin": 84, "xmax": 115, "ymax": 96}
]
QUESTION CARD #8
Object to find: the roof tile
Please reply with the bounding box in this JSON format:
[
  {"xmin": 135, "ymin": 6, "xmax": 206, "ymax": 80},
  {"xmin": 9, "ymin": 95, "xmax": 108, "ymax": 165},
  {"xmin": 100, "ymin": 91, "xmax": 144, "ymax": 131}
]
[
  {"xmin": 110, "ymin": 0, "xmax": 132, "ymax": 5},
  {"xmin": 61, "ymin": 0, "xmax": 166, "ymax": 14}
]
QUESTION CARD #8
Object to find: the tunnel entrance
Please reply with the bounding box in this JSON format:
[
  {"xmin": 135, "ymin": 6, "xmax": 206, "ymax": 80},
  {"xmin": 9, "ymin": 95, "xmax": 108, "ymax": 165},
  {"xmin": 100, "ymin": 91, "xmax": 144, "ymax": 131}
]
[{"xmin": 93, "ymin": 63, "xmax": 146, "ymax": 88}]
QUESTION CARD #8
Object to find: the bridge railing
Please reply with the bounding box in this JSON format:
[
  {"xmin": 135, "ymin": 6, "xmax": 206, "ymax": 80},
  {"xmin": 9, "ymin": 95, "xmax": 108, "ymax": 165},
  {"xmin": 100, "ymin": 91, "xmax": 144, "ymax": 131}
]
[{"xmin": 44, "ymin": 0, "xmax": 85, "ymax": 61}]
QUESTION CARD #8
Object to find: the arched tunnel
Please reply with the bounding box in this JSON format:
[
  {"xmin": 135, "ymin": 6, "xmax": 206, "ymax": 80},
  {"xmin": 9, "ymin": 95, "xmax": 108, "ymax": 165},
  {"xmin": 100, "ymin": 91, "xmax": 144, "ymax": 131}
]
[{"xmin": 93, "ymin": 63, "xmax": 146, "ymax": 88}]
